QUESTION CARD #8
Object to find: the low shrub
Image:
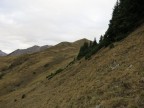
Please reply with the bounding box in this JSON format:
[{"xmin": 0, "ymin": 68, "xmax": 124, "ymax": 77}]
[
  {"xmin": 0, "ymin": 72, "xmax": 4, "ymax": 79},
  {"xmin": 33, "ymin": 72, "xmax": 36, "ymax": 75},
  {"xmin": 44, "ymin": 63, "xmax": 49, "ymax": 67},
  {"xmin": 22, "ymin": 94, "xmax": 26, "ymax": 99},
  {"xmin": 46, "ymin": 68, "xmax": 64, "ymax": 80}
]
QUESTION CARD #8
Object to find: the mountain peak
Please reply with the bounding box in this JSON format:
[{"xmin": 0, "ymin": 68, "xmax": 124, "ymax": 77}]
[
  {"xmin": 9, "ymin": 45, "xmax": 51, "ymax": 56},
  {"xmin": 73, "ymin": 38, "xmax": 90, "ymax": 45},
  {"xmin": 0, "ymin": 50, "xmax": 7, "ymax": 56}
]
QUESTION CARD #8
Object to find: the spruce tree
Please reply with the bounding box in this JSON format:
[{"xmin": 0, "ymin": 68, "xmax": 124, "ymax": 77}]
[
  {"xmin": 99, "ymin": 35, "xmax": 104, "ymax": 43},
  {"xmin": 77, "ymin": 42, "xmax": 89, "ymax": 60},
  {"xmin": 77, "ymin": 0, "xmax": 144, "ymax": 60},
  {"xmin": 105, "ymin": 0, "xmax": 144, "ymax": 42},
  {"xmin": 92, "ymin": 38, "xmax": 97, "ymax": 47}
]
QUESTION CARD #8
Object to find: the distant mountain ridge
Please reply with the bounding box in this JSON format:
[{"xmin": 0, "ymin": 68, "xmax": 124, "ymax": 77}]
[
  {"xmin": 9, "ymin": 45, "xmax": 51, "ymax": 56},
  {"xmin": 0, "ymin": 50, "xmax": 7, "ymax": 56}
]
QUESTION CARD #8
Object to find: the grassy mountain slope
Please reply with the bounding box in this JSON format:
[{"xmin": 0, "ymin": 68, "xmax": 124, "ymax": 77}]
[
  {"xmin": 0, "ymin": 25, "xmax": 144, "ymax": 108},
  {"xmin": 0, "ymin": 39, "xmax": 89, "ymax": 97}
]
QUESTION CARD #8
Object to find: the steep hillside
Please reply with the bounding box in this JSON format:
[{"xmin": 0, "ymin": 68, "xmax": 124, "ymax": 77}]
[
  {"xmin": 9, "ymin": 45, "xmax": 51, "ymax": 56},
  {"xmin": 0, "ymin": 25, "xmax": 144, "ymax": 108}
]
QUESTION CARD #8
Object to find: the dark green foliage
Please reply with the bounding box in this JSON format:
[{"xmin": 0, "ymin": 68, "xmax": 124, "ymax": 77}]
[
  {"xmin": 99, "ymin": 37, "xmax": 112, "ymax": 47},
  {"xmin": 44, "ymin": 63, "xmax": 49, "ymax": 67},
  {"xmin": 76, "ymin": 0, "xmax": 144, "ymax": 60},
  {"xmin": 67, "ymin": 58, "xmax": 76, "ymax": 67},
  {"xmin": 46, "ymin": 68, "xmax": 64, "ymax": 80},
  {"xmin": 56, "ymin": 68, "xmax": 63, "ymax": 74},
  {"xmin": 85, "ymin": 45, "xmax": 99, "ymax": 60},
  {"xmin": 105, "ymin": 0, "xmax": 144, "ymax": 42},
  {"xmin": 77, "ymin": 37, "xmax": 112, "ymax": 60},
  {"xmin": 77, "ymin": 42, "xmax": 89, "ymax": 60},
  {"xmin": 99, "ymin": 35, "xmax": 104, "ymax": 43},
  {"xmin": 46, "ymin": 73, "xmax": 54, "ymax": 80},
  {"xmin": 92, "ymin": 38, "xmax": 98, "ymax": 47},
  {"xmin": 0, "ymin": 72, "xmax": 4, "ymax": 79},
  {"xmin": 99, "ymin": 0, "xmax": 144, "ymax": 52},
  {"xmin": 77, "ymin": 39, "xmax": 99, "ymax": 60},
  {"xmin": 33, "ymin": 72, "xmax": 36, "ymax": 75},
  {"xmin": 85, "ymin": 37, "xmax": 112, "ymax": 59}
]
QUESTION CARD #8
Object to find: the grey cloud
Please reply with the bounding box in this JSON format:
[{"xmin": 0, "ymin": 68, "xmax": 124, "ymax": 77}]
[{"xmin": 0, "ymin": 0, "xmax": 116, "ymax": 53}]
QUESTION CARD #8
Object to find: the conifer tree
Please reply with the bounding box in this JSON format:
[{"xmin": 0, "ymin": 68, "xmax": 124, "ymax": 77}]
[
  {"xmin": 92, "ymin": 38, "xmax": 97, "ymax": 47},
  {"xmin": 77, "ymin": 41, "xmax": 89, "ymax": 60},
  {"xmin": 77, "ymin": 0, "xmax": 144, "ymax": 60},
  {"xmin": 99, "ymin": 35, "xmax": 104, "ymax": 43},
  {"xmin": 105, "ymin": 0, "xmax": 144, "ymax": 42}
]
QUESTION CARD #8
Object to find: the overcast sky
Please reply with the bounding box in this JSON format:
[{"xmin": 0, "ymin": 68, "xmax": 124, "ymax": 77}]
[{"xmin": 0, "ymin": 0, "xmax": 116, "ymax": 53}]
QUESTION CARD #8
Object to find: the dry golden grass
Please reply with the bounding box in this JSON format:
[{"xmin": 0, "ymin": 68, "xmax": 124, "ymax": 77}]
[{"xmin": 0, "ymin": 25, "xmax": 144, "ymax": 108}]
